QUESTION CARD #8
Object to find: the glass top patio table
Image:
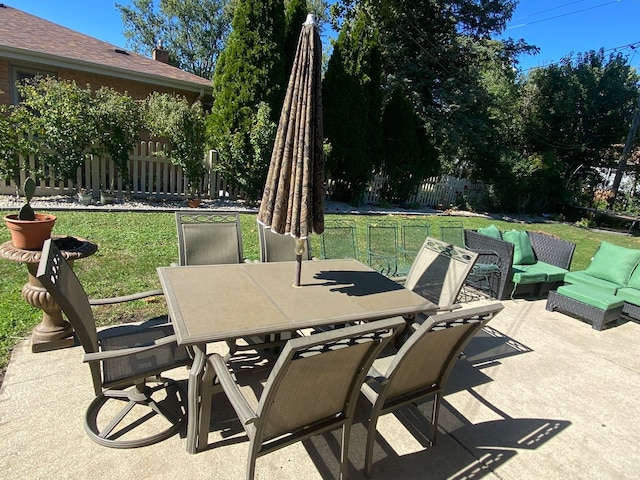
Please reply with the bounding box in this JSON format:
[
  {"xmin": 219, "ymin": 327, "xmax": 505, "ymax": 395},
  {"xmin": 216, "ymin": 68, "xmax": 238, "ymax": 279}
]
[{"xmin": 157, "ymin": 258, "xmax": 436, "ymax": 453}]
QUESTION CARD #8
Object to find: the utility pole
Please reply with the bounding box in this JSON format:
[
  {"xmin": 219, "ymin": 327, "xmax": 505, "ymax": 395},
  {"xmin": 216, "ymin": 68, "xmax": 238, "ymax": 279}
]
[{"xmin": 609, "ymin": 91, "xmax": 640, "ymax": 208}]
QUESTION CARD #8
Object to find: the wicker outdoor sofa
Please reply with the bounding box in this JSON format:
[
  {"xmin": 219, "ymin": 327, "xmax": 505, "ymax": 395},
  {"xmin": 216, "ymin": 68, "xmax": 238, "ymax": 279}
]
[
  {"xmin": 464, "ymin": 228, "xmax": 576, "ymax": 300},
  {"xmin": 546, "ymin": 240, "xmax": 640, "ymax": 329}
]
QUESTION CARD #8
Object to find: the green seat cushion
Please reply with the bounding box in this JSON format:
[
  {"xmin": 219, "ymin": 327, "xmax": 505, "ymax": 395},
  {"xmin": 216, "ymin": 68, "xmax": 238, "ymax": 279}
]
[
  {"xmin": 557, "ymin": 284, "xmax": 624, "ymax": 310},
  {"xmin": 614, "ymin": 287, "xmax": 640, "ymax": 307},
  {"xmin": 511, "ymin": 265, "xmax": 547, "ymax": 285},
  {"xmin": 477, "ymin": 224, "xmax": 501, "ymax": 240},
  {"xmin": 585, "ymin": 241, "xmax": 640, "ymax": 286},
  {"xmin": 523, "ymin": 261, "xmax": 568, "ymax": 282},
  {"xmin": 564, "ymin": 270, "xmax": 621, "ymax": 295},
  {"xmin": 503, "ymin": 230, "xmax": 536, "ymax": 265}
]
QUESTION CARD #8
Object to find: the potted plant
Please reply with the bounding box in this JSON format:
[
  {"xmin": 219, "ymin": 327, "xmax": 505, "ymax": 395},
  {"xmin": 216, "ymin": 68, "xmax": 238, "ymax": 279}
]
[
  {"xmin": 76, "ymin": 187, "xmax": 92, "ymax": 205},
  {"xmin": 100, "ymin": 186, "xmax": 116, "ymax": 205},
  {"xmin": 3, "ymin": 178, "xmax": 57, "ymax": 250}
]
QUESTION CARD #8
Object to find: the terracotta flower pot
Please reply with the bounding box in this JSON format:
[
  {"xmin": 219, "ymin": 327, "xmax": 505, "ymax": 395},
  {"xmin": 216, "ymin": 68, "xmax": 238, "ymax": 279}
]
[
  {"xmin": 187, "ymin": 197, "xmax": 201, "ymax": 208},
  {"xmin": 4, "ymin": 213, "xmax": 57, "ymax": 250}
]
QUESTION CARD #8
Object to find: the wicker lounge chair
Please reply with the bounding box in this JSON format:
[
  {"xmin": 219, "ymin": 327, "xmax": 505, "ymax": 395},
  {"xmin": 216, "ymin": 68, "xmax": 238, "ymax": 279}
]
[
  {"xmin": 465, "ymin": 229, "xmax": 576, "ymax": 300},
  {"xmin": 176, "ymin": 210, "xmax": 245, "ymax": 265},
  {"xmin": 199, "ymin": 317, "xmax": 406, "ymax": 480},
  {"xmin": 360, "ymin": 302, "xmax": 505, "ymax": 477},
  {"xmin": 36, "ymin": 239, "xmax": 192, "ymax": 448}
]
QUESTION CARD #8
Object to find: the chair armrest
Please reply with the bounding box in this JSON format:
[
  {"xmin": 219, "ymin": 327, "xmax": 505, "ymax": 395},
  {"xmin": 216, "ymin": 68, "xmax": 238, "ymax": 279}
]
[
  {"xmin": 83, "ymin": 334, "xmax": 179, "ymax": 363},
  {"xmin": 88, "ymin": 289, "xmax": 164, "ymax": 305},
  {"xmin": 209, "ymin": 353, "xmax": 259, "ymax": 426}
]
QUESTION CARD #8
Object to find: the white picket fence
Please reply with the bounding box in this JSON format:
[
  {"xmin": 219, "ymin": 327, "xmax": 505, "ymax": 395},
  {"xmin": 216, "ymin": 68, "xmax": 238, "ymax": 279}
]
[
  {"xmin": 0, "ymin": 145, "xmax": 485, "ymax": 207},
  {"xmin": 362, "ymin": 173, "xmax": 486, "ymax": 208}
]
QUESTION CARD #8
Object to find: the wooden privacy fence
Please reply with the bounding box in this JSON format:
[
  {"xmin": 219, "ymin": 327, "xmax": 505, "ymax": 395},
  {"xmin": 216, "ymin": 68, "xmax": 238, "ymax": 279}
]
[{"xmin": 0, "ymin": 146, "xmax": 485, "ymax": 208}]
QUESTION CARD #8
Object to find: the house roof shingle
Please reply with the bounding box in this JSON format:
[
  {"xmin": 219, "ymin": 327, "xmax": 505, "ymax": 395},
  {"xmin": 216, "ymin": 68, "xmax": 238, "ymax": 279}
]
[{"xmin": 0, "ymin": 4, "xmax": 212, "ymax": 94}]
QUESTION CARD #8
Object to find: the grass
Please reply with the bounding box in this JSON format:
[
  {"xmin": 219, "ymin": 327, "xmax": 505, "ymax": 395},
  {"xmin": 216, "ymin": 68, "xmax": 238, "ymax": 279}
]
[{"xmin": 2, "ymin": 209, "xmax": 639, "ymax": 380}]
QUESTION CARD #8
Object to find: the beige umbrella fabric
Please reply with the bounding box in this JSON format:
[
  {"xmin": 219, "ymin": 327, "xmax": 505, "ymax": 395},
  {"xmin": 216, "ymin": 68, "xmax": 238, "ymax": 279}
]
[{"xmin": 257, "ymin": 14, "xmax": 324, "ymax": 286}]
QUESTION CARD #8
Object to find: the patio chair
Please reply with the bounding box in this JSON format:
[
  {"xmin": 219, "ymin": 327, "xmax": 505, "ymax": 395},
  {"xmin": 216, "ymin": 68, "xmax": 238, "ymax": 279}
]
[
  {"xmin": 36, "ymin": 239, "xmax": 192, "ymax": 448},
  {"xmin": 360, "ymin": 302, "xmax": 505, "ymax": 477},
  {"xmin": 440, "ymin": 221, "xmax": 502, "ymax": 298},
  {"xmin": 176, "ymin": 211, "xmax": 245, "ymax": 265},
  {"xmin": 397, "ymin": 219, "xmax": 431, "ymax": 276},
  {"xmin": 258, "ymin": 224, "xmax": 312, "ymax": 262},
  {"xmin": 320, "ymin": 218, "xmax": 359, "ymax": 260},
  {"xmin": 439, "ymin": 220, "xmax": 465, "ymax": 247},
  {"xmin": 199, "ymin": 317, "xmax": 406, "ymax": 479},
  {"xmin": 366, "ymin": 220, "xmax": 399, "ymax": 277},
  {"xmin": 404, "ymin": 237, "xmax": 478, "ymax": 316}
]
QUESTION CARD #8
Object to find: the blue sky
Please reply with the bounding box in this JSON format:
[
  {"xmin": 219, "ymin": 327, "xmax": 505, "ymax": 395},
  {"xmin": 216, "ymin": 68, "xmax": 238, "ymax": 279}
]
[{"xmin": 15, "ymin": 0, "xmax": 640, "ymax": 73}]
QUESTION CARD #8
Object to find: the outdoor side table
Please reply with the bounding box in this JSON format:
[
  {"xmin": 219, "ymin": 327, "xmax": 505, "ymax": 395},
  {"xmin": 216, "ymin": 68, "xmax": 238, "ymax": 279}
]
[{"xmin": 0, "ymin": 235, "xmax": 98, "ymax": 352}]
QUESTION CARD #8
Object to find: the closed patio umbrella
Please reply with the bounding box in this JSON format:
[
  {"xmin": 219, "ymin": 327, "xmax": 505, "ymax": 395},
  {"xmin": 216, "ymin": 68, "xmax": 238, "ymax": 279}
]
[{"xmin": 257, "ymin": 13, "xmax": 324, "ymax": 287}]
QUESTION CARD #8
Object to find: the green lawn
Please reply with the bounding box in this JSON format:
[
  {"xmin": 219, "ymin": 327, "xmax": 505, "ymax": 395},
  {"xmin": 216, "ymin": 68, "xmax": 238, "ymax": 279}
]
[{"xmin": 2, "ymin": 210, "xmax": 639, "ymax": 379}]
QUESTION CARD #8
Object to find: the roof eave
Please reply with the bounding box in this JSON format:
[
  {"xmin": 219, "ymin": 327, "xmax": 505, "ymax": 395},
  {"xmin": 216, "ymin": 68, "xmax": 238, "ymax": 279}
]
[{"xmin": 0, "ymin": 45, "xmax": 212, "ymax": 95}]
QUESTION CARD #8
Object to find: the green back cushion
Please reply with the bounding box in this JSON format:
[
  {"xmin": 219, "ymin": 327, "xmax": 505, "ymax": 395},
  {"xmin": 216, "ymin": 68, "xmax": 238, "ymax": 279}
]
[
  {"xmin": 586, "ymin": 241, "xmax": 640, "ymax": 286},
  {"xmin": 477, "ymin": 224, "xmax": 502, "ymax": 239},
  {"xmin": 502, "ymin": 230, "xmax": 536, "ymax": 265}
]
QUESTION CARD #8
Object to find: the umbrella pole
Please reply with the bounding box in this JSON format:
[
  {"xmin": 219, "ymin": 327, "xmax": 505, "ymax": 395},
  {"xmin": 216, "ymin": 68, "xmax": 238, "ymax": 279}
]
[{"xmin": 294, "ymin": 238, "xmax": 306, "ymax": 287}]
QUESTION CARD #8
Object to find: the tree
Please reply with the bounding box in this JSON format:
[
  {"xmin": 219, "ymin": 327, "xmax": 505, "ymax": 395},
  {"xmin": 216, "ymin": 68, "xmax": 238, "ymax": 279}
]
[
  {"xmin": 0, "ymin": 95, "xmax": 32, "ymax": 192},
  {"xmin": 521, "ymin": 50, "xmax": 640, "ymax": 209},
  {"xmin": 323, "ymin": 8, "xmax": 382, "ymax": 204},
  {"xmin": 116, "ymin": 0, "xmax": 232, "ymax": 79},
  {"xmin": 283, "ymin": 0, "xmax": 308, "ymax": 78},
  {"xmin": 92, "ymin": 87, "xmax": 144, "ymax": 191},
  {"xmin": 330, "ymin": 0, "xmax": 532, "ymax": 176},
  {"xmin": 381, "ymin": 86, "xmax": 438, "ymax": 203},
  {"xmin": 207, "ymin": 0, "xmax": 286, "ymax": 201},
  {"xmin": 16, "ymin": 77, "xmax": 96, "ymax": 184},
  {"xmin": 146, "ymin": 92, "xmax": 207, "ymax": 195}
]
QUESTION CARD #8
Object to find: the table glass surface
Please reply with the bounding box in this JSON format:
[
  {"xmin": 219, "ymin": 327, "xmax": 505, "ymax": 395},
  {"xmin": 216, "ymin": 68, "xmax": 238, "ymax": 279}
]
[{"xmin": 158, "ymin": 259, "xmax": 435, "ymax": 346}]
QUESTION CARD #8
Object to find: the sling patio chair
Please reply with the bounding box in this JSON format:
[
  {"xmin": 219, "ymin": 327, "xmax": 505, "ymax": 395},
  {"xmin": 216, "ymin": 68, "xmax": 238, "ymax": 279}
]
[
  {"xmin": 176, "ymin": 210, "xmax": 264, "ymax": 354},
  {"xmin": 198, "ymin": 317, "xmax": 406, "ymax": 480},
  {"xmin": 402, "ymin": 237, "xmax": 479, "ymax": 318},
  {"xmin": 440, "ymin": 220, "xmax": 502, "ymax": 299},
  {"xmin": 320, "ymin": 218, "xmax": 359, "ymax": 260},
  {"xmin": 258, "ymin": 223, "xmax": 313, "ymax": 262},
  {"xmin": 175, "ymin": 210, "xmax": 246, "ymax": 265},
  {"xmin": 360, "ymin": 302, "xmax": 505, "ymax": 477},
  {"xmin": 36, "ymin": 239, "xmax": 192, "ymax": 448}
]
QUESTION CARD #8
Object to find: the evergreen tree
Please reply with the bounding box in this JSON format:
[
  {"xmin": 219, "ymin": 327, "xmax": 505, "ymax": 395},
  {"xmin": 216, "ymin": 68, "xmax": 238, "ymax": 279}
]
[
  {"xmin": 207, "ymin": 0, "xmax": 286, "ymax": 201},
  {"xmin": 283, "ymin": 0, "xmax": 308, "ymax": 78},
  {"xmin": 381, "ymin": 86, "xmax": 438, "ymax": 204},
  {"xmin": 323, "ymin": 9, "xmax": 382, "ymax": 205}
]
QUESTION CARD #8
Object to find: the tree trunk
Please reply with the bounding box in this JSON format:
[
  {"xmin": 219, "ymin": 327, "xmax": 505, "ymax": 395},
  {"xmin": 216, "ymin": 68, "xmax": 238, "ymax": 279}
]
[{"xmin": 609, "ymin": 92, "xmax": 640, "ymax": 208}]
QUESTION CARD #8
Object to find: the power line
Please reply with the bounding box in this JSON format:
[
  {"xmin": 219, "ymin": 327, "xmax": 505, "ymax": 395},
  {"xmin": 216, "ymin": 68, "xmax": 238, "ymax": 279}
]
[
  {"xmin": 507, "ymin": 0, "xmax": 621, "ymax": 30},
  {"xmin": 519, "ymin": 40, "xmax": 640, "ymax": 72},
  {"xmin": 511, "ymin": 0, "xmax": 589, "ymax": 21}
]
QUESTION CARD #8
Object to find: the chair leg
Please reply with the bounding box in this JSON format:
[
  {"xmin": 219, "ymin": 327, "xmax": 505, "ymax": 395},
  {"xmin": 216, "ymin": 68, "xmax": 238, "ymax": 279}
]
[
  {"xmin": 340, "ymin": 422, "xmax": 352, "ymax": 480},
  {"xmin": 246, "ymin": 437, "xmax": 260, "ymax": 480},
  {"xmin": 430, "ymin": 394, "xmax": 441, "ymax": 446},
  {"xmin": 84, "ymin": 378, "xmax": 185, "ymax": 448},
  {"xmin": 364, "ymin": 408, "xmax": 382, "ymax": 478}
]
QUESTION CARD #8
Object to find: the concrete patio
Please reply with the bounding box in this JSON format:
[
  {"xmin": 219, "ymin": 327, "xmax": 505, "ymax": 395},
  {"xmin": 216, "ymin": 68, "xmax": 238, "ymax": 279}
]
[{"xmin": 1, "ymin": 298, "xmax": 638, "ymax": 479}]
